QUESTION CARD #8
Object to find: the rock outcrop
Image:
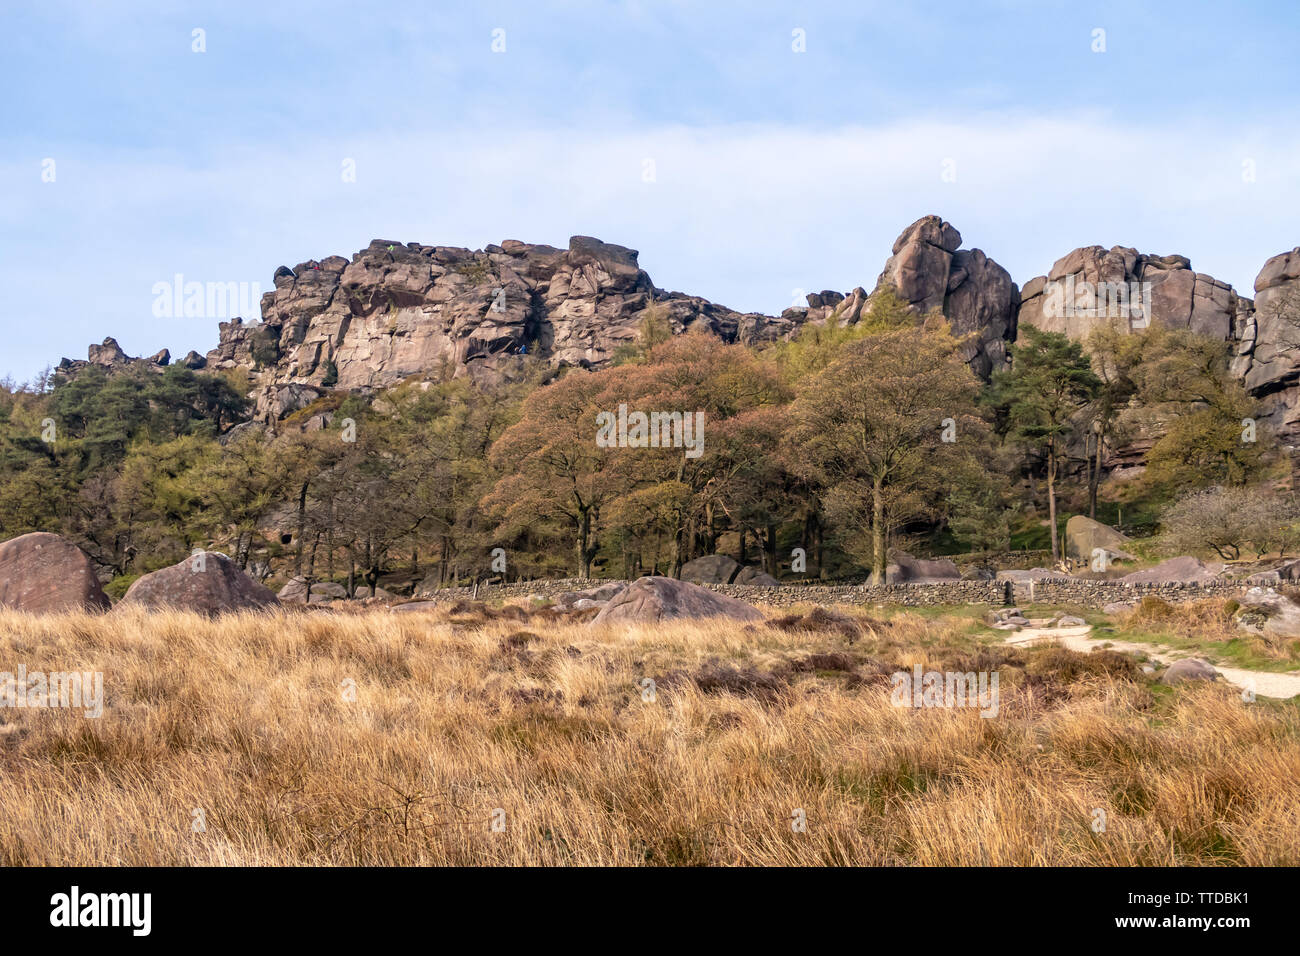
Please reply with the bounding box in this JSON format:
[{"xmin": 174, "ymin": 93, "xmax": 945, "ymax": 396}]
[
  {"xmin": 1016, "ymin": 242, "xmax": 1300, "ymax": 443},
  {"xmin": 799, "ymin": 216, "xmax": 1019, "ymax": 379},
  {"xmin": 0, "ymin": 532, "xmax": 111, "ymax": 613},
  {"xmin": 118, "ymin": 552, "xmax": 279, "ymax": 615},
  {"xmin": 1233, "ymin": 248, "xmax": 1300, "ymax": 441},
  {"xmin": 63, "ymin": 219, "xmax": 1300, "ymax": 448},
  {"xmin": 1018, "ymin": 246, "xmax": 1250, "ymax": 343},
  {"xmin": 57, "ymin": 337, "xmax": 174, "ymax": 381},
  {"xmin": 205, "ymin": 236, "xmax": 804, "ymax": 420},
  {"xmin": 591, "ymin": 576, "xmax": 764, "ymax": 626},
  {"xmin": 874, "ymin": 217, "xmax": 1020, "ymax": 378}
]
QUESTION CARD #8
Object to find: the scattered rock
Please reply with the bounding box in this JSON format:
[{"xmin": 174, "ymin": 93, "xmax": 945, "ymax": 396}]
[{"xmin": 1236, "ymin": 586, "xmax": 1300, "ymax": 638}]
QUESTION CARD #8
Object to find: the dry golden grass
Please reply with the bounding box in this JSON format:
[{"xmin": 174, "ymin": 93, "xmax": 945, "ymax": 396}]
[
  {"xmin": 0, "ymin": 602, "xmax": 1296, "ymax": 866},
  {"xmin": 1119, "ymin": 595, "xmax": 1300, "ymax": 666}
]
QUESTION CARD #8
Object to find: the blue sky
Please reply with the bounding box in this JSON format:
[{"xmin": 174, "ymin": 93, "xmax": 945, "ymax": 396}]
[{"xmin": 3, "ymin": 0, "xmax": 1298, "ymax": 381}]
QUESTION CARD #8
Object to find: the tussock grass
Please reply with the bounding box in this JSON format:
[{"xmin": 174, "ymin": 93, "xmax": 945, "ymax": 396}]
[
  {"xmin": 0, "ymin": 604, "xmax": 1295, "ymax": 866},
  {"xmin": 1114, "ymin": 597, "xmax": 1300, "ymax": 670}
]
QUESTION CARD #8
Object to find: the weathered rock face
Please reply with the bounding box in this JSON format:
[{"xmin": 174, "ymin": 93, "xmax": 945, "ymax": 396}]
[
  {"xmin": 1016, "ymin": 243, "xmax": 1300, "ymax": 443},
  {"xmin": 1233, "ymin": 248, "xmax": 1300, "ymax": 441},
  {"xmin": 0, "ymin": 533, "xmax": 111, "ymax": 613},
  {"xmin": 206, "ymin": 236, "xmax": 803, "ymax": 419},
  {"xmin": 1019, "ymin": 246, "xmax": 1251, "ymax": 343},
  {"xmin": 591, "ymin": 576, "xmax": 764, "ymax": 626},
  {"xmin": 118, "ymin": 552, "xmax": 279, "ymax": 615}
]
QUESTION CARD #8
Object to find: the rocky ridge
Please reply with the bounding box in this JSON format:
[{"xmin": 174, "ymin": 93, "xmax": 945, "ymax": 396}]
[{"xmin": 62, "ymin": 218, "xmax": 1300, "ymax": 443}]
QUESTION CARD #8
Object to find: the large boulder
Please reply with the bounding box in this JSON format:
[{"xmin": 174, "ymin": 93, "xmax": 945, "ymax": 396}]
[
  {"xmin": 1064, "ymin": 516, "xmax": 1134, "ymax": 566},
  {"xmin": 118, "ymin": 552, "xmax": 279, "ymax": 615},
  {"xmin": 1119, "ymin": 556, "xmax": 1225, "ymax": 585},
  {"xmin": 886, "ymin": 552, "xmax": 961, "ymax": 584},
  {"xmin": 679, "ymin": 554, "xmax": 741, "ymax": 585},
  {"xmin": 1235, "ymin": 586, "xmax": 1300, "ymax": 638},
  {"xmin": 591, "ymin": 577, "xmax": 764, "ymax": 626},
  {"xmin": 0, "ymin": 532, "xmax": 111, "ymax": 613}
]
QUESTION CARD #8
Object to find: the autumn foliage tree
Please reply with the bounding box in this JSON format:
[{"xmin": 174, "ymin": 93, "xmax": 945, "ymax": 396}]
[{"xmin": 788, "ymin": 321, "xmax": 989, "ymax": 583}]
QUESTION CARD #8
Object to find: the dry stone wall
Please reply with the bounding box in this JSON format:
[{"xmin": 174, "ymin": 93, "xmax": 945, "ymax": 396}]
[{"xmin": 407, "ymin": 577, "xmax": 1252, "ymax": 610}]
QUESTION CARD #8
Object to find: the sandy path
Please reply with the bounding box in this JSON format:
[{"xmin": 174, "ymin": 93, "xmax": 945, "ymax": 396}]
[{"xmin": 1001, "ymin": 626, "xmax": 1300, "ymax": 700}]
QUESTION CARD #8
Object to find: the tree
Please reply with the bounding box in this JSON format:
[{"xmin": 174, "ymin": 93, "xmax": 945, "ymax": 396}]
[
  {"xmin": 484, "ymin": 370, "xmax": 628, "ymax": 578},
  {"xmin": 772, "ymin": 283, "xmax": 920, "ymax": 383},
  {"xmin": 1161, "ymin": 486, "xmax": 1299, "ymax": 560},
  {"xmin": 990, "ymin": 325, "xmax": 1101, "ymax": 563},
  {"xmin": 788, "ymin": 322, "xmax": 989, "ymax": 583}
]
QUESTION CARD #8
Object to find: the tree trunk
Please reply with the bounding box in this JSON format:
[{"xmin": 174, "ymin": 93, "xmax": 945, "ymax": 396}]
[
  {"xmin": 577, "ymin": 508, "xmax": 592, "ymax": 579},
  {"xmin": 1089, "ymin": 429, "xmax": 1104, "ymax": 519},
  {"xmin": 871, "ymin": 475, "xmax": 886, "ymax": 585},
  {"xmin": 294, "ymin": 480, "xmax": 309, "ymax": 575},
  {"xmin": 1047, "ymin": 439, "xmax": 1060, "ymax": 564}
]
